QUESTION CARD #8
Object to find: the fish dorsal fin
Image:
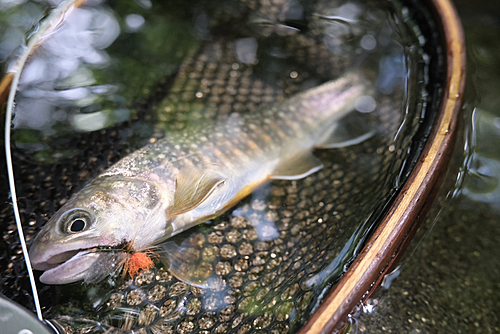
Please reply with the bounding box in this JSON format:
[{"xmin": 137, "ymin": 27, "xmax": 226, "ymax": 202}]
[
  {"xmin": 270, "ymin": 152, "xmax": 324, "ymax": 180},
  {"xmin": 166, "ymin": 166, "xmax": 226, "ymax": 218},
  {"xmin": 316, "ymin": 112, "xmax": 375, "ymax": 149}
]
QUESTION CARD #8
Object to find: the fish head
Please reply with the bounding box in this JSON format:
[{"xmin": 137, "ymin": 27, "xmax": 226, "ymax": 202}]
[{"xmin": 29, "ymin": 176, "xmax": 165, "ymax": 284}]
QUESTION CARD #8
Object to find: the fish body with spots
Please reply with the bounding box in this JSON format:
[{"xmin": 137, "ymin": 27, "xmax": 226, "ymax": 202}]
[{"xmin": 29, "ymin": 72, "xmax": 373, "ymax": 284}]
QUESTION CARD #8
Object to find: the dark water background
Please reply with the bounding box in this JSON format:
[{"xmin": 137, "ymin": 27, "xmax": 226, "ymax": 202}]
[{"xmin": 0, "ymin": 0, "xmax": 499, "ymax": 332}]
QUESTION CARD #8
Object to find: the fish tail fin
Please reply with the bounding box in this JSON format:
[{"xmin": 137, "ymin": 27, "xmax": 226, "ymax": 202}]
[{"xmin": 316, "ymin": 108, "xmax": 377, "ymax": 149}]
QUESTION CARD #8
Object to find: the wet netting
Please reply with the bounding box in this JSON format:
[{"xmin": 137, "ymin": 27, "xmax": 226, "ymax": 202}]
[{"xmin": 0, "ymin": 0, "xmax": 444, "ymax": 332}]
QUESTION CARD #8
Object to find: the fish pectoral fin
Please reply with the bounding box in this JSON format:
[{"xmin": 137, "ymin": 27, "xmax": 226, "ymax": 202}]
[
  {"xmin": 316, "ymin": 112, "xmax": 375, "ymax": 149},
  {"xmin": 166, "ymin": 166, "xmax": 226, "ymax": 218},
  {"xmin": 270, "ymin": 152, "xmax": 324, "ymax": 180},
  {"xmin": 160, "ymin": 240, "xmax": 223, "ymax": 289}
]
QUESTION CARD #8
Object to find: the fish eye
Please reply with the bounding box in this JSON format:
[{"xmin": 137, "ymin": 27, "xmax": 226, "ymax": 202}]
[
  {"xmin": 69, "ymin": 218, "xmax": 86, "ymax": 233},
  {"xmin": 59, "ymin": 209, "xmax": 93, "ymax": 234}
]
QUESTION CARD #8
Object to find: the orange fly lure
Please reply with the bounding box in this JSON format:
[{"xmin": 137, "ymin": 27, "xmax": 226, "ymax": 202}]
[{"xmin": 120, "ymin": 242, "xmax": 159, "ymax": 279}]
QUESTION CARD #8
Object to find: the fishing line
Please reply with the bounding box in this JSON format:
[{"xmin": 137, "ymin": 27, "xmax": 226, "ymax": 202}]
[
  {"xmin": 3, "ymin": 0, "xmax": 81, "ymax": 324},
  {"xmin": 4, "ymin": 37, "xmax": 44, "ymax": 325}
]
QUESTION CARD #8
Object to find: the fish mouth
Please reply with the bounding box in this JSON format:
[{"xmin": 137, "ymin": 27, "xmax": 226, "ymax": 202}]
[
  {"xmin": 31, "ymin": 246, "xmax": 100, "ymax": 270},
  {"xmin": 33, "ymin": 249, "xmax": 83, "ymax": 270},
  {"xmin": 36, "ymin": 248, "xmax": 103, "ymax": 284},
  {"xmin": 30, "ymin": 244, "xmax": 116, "ymax": 284}
]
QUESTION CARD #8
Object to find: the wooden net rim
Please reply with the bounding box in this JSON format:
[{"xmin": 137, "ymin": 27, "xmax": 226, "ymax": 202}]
[{"xmin": 299, "ymin": 0, "xmax": 466, "ymax": 332}]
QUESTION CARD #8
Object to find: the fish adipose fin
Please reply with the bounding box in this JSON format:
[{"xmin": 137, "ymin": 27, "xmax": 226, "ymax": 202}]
[
  {"xmin": 166, "ymin": 166, "xmax": 226, "ymax": 218},
  {"xmin": 316, "ymin": 111, "xmax": 376, "ymax": 149},
  {"xmin": 270, "ymin": 152, "xmax": 324, "ymax": 180}
]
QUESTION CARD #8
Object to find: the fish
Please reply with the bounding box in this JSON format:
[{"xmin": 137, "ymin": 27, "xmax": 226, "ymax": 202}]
[{"xmin": 29, "ymin": 71, "xmax": 374, "ymax": 285}]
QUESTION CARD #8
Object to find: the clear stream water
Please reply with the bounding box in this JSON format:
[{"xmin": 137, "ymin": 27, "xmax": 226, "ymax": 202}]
[{"xmin": 0, "ymin": 0, "xmax": 499, "ymax": 333}]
